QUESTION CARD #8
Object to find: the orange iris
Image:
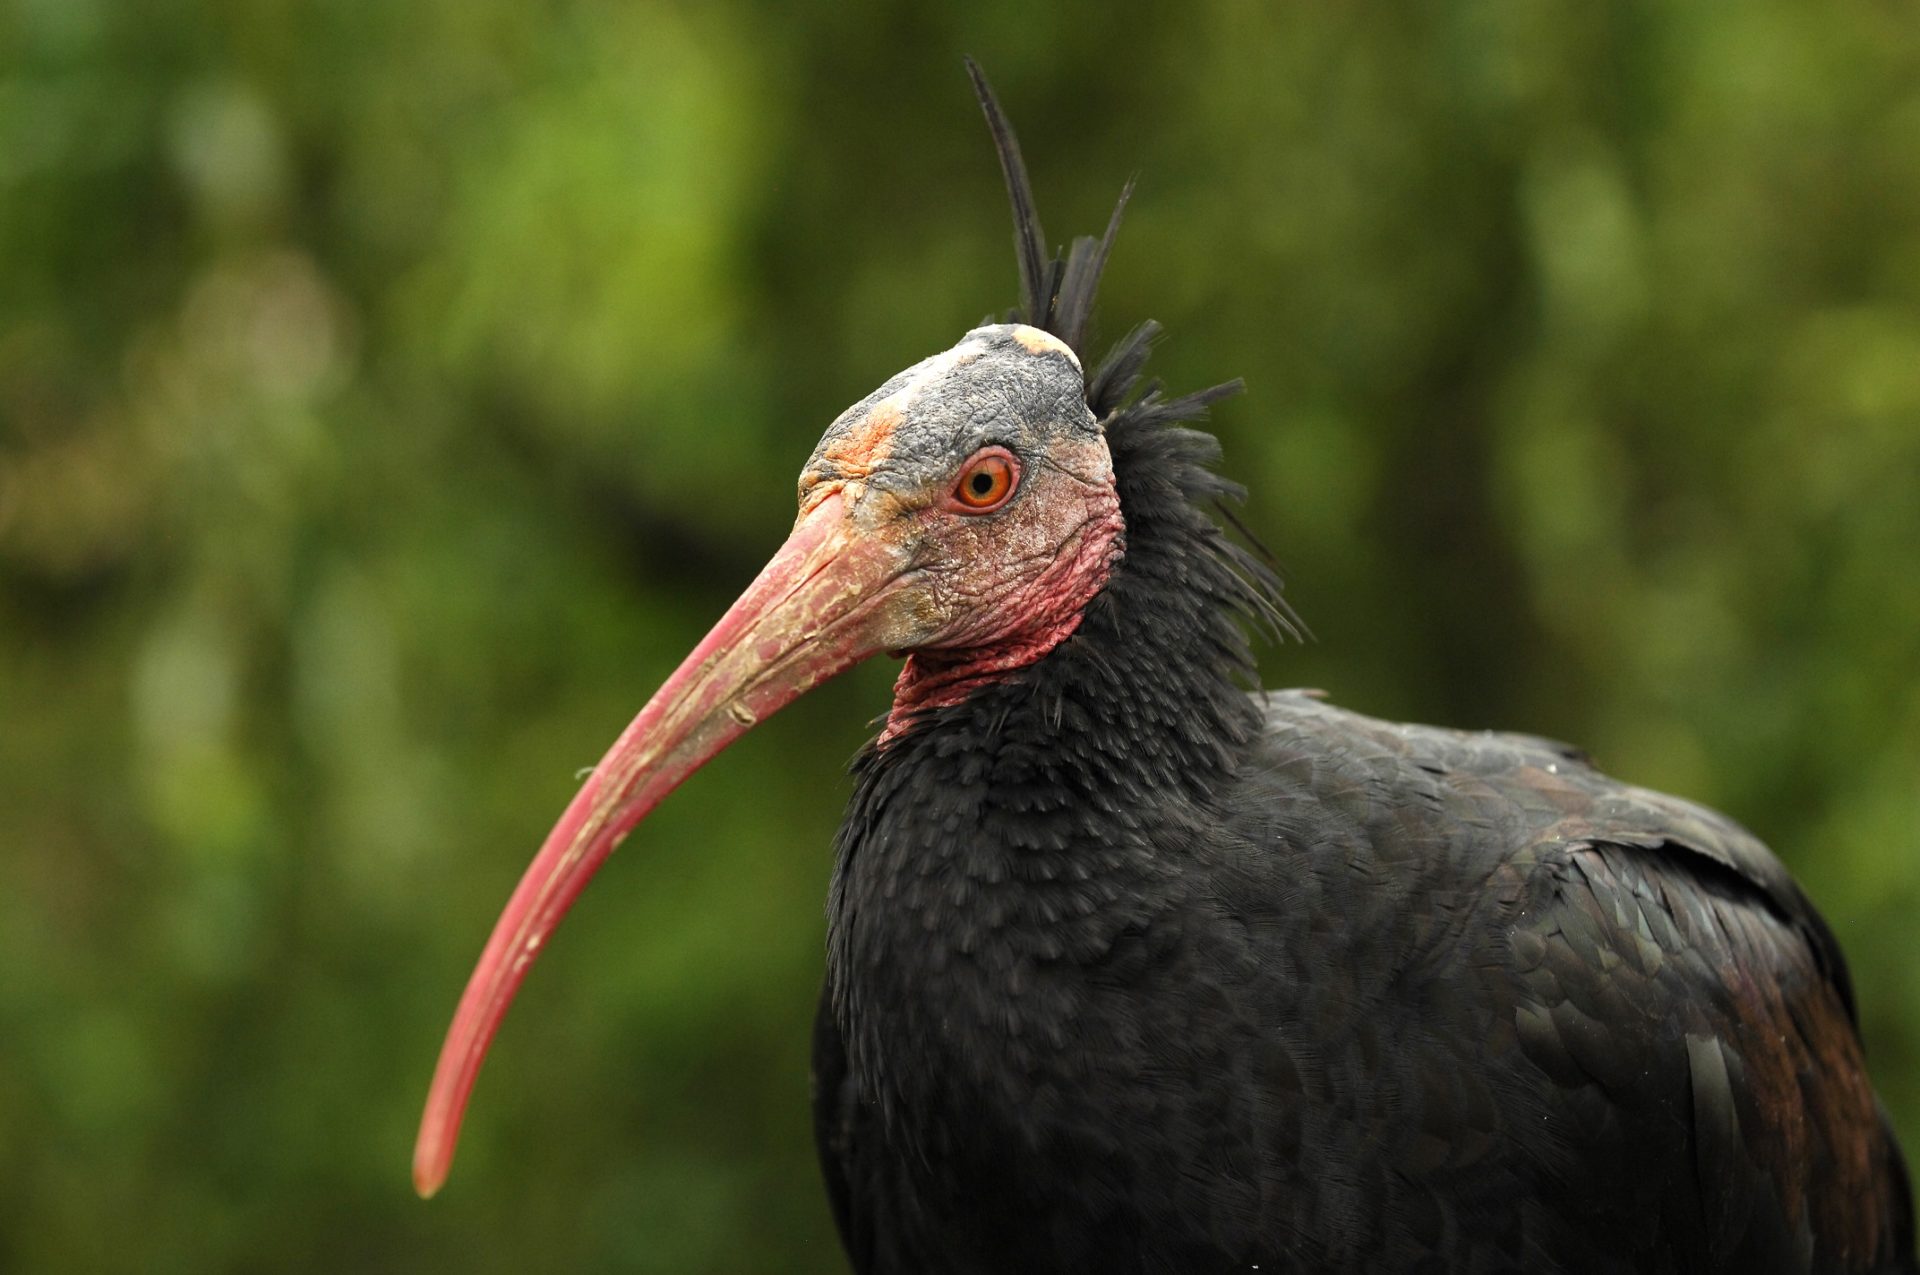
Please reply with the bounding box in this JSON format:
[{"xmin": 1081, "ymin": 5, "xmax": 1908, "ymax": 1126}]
[{"xmin": 953, "ymin": 450, "xmax": 1017, "ymax": 511}]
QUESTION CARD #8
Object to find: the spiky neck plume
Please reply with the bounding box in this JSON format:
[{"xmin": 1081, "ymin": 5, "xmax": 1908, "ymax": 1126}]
[
  {"xmin": 872, "ymin": 64, "xmax": 1296, "ymax": 770},
  {"xmin": 876, "ymin": 345, "xmax": 1291, "ymax": 789}
]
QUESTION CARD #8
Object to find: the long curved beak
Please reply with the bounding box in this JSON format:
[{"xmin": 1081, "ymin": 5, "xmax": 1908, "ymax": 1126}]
[{"xmin": 412, "ymin": 489, "xmax": 906, "ymax": 1198}]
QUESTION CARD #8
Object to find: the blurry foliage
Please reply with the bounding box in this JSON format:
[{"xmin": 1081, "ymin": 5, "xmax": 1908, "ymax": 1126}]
[{"xmin": 2, "ymin": 1, "xmax": 1917, "ymax": 1271}]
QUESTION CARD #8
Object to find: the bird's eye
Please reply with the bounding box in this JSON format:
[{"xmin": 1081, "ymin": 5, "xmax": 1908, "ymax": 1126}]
[{"xmin": 951, "ymin": 448, "xmax": 1018, "ymax": 512}]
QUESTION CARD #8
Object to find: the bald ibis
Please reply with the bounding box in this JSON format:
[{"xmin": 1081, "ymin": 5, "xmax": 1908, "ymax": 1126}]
[{"xmin": 415, "ymin": 64, "xmax": 1915, "ymax": 1273}]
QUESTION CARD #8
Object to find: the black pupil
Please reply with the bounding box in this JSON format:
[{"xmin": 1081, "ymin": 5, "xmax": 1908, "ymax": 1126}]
[{"xmin": 970, "ymin": 470, "xmax": 994, "ymax": 496}]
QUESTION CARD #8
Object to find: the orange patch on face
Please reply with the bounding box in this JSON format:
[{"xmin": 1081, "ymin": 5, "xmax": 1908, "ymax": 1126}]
[{"xmin": 820, "ymin": 399, "xmax": 902, "ymax": 479}]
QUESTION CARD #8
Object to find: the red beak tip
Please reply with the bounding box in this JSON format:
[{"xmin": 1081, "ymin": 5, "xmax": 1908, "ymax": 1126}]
[{"xmin": 413, "ymin": 1159, "xmax": 447, "ymax": 1200}]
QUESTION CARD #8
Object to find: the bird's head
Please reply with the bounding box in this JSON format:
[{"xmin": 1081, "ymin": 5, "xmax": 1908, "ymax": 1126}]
[
  {"xmin": 798, "ymin": 321, "xmax": 1124, "ymax": 719},
  {"xmin": 411, "ymin": 319, "xmax": 1127, "ymax": 1196}
]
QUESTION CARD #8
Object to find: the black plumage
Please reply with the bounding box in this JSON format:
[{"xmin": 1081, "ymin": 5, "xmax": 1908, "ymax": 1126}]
[{"xmin": 806, "ymin": 67, "xmax": 1916, "ymax": 1273}]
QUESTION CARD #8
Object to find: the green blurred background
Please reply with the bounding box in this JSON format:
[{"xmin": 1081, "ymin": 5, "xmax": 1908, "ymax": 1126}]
[{"xmin": 4, "ymin": 2, "xmax": 1918, "ymax": 1270}]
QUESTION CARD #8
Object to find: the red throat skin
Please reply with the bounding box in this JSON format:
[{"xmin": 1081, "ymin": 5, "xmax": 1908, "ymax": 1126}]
[{"xmin": 885, "ymin": 478, "xmax": 1125, "ymax": 740}]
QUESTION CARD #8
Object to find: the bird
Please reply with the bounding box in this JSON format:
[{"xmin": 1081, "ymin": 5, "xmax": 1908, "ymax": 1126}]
[{"xmin": 412, "ymin": 62, "xmax": 1916, "ymax": 1274}]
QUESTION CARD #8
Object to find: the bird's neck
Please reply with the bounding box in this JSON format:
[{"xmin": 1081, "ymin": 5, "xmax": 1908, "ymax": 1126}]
[{"xmin": 827, "ymin": 444, "xmax": 1274, "ymax": 1107}]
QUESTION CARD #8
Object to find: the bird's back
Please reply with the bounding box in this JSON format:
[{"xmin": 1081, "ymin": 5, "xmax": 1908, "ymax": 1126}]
[{"xmin": 1215, "ymin": 689, "xmax": 1915, "ymax": 1272}]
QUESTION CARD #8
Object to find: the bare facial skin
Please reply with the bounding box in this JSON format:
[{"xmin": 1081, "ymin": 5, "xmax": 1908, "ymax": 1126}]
[{"xmin": 798, "ymin": 324, "xmax": 1125, "ymax": 707}]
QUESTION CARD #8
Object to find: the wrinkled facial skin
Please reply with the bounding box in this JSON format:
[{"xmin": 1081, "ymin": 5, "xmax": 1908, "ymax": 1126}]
[{"xmin": 797, "ymin": 323, "xmax": 1123, "ymax": 665}]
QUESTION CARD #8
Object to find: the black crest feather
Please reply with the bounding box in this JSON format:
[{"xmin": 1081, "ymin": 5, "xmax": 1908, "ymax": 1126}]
[
  {"xmin": 966, "ymin": 58, "xmax": 1132, "ymax": 361},
  {"xmin": 965, "ymin": 58, "xmax": 1056, "ymax": 337},
  {"xmin": 965, "ymin": 59, "xmax": 1301, "ymax": 647}
]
